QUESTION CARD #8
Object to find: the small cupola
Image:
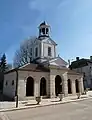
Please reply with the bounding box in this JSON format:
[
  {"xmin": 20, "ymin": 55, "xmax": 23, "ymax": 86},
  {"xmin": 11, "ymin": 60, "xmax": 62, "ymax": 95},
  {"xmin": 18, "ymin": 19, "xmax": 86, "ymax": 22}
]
[{"xmin": 38, "ymin": 21, "xmax": 50, "ymax": 38}]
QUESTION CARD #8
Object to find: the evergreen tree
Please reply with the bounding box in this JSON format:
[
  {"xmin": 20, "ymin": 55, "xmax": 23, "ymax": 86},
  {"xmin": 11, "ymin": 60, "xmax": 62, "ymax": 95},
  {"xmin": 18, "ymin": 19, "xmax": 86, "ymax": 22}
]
[{"xmin": 0, "ymin": 53, "xmax": 7, "ymax": 72}]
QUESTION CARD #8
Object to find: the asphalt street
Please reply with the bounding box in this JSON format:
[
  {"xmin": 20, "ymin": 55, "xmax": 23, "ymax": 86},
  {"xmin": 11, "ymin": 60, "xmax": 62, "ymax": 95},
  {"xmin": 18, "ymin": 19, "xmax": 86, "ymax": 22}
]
[{"xmin": 1, "ymin": 98, "xmax": 92, "ymax": 120}]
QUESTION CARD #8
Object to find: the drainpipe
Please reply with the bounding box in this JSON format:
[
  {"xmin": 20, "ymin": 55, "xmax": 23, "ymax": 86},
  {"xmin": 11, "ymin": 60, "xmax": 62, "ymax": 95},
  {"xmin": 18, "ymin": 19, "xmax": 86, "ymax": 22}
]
[{"xmin": 15, "ymin": 69, "xmax": 18, "ymax": 108}]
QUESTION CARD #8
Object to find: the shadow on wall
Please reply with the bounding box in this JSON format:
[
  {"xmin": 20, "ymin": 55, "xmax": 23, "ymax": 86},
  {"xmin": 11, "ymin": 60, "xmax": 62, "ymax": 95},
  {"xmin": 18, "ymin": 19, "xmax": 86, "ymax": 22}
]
[
  {"xmin": 0, "ymin": 92, "xmax": 15, "ymax": 102},
  {"xmin": 0, "ymin": 72, "xmax": 4, "ymax": 91}
]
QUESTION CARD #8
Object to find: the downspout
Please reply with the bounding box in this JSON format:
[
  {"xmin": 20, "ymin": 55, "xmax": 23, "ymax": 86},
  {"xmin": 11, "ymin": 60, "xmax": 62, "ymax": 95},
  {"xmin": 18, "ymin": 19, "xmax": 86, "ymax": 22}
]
[{"xmin": 15, "ymin": 68, "xmax": 18, "ymax": 108}]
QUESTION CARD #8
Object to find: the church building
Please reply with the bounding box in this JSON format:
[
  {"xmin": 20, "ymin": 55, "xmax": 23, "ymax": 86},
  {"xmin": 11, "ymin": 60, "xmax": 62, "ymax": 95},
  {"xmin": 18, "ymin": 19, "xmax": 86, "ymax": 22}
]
[{"xmin": 3, "ymin": 21, "xmax": 84, "ymax": 100}]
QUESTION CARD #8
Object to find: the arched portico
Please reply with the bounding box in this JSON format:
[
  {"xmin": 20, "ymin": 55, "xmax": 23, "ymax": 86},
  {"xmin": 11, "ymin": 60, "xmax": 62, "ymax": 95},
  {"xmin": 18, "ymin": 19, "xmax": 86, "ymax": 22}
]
[
  {"xmin": 67, "ymin": 79, "xmax": 72, "ymax": 94},
  {"xmin": 40, "ymin": 77, "xmax": 47, "ymax": 96},
  {"xmin": 26, "ymin": 76, "xmax": 34, "ymax": 96},
  {"xmin": 75, "ymin": 79, "xmax": 79, "ymax": 93},
  {"xmin": 55, "ymin": 75, "xmax": 62, "ymax": 96}
]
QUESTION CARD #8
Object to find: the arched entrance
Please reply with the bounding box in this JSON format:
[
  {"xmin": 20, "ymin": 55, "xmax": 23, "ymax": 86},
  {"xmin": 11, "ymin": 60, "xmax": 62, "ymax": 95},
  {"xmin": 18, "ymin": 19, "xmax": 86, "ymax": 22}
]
[
  {"xmin": 68, "ymin": 79, "xmax": 72, "ymax": 94},
  {"xmin": 40, "ymin": 77, "xmax": 47, "ymax": 96},
  {"xmin": 75, "ymin": 79, "xmax": 79, "ymax": 93},
  {"xmin": 26, "ymin": 77, "xmax": 34, "ymax": 96},
  {"xmin": 55, "ymin": 75, "xmax": 62, "ymax": 96}
]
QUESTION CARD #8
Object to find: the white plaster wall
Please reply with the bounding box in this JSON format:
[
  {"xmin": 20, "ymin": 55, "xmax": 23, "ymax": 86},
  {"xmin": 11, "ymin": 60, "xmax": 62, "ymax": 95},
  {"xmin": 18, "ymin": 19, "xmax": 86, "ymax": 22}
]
[
  {"xmin": 27, "ymin": 38, "xmax": 41, "ymax": 60},
  {"xmin": 3, "ymin": 72, "xmax": 16, "ymax": 98},
  {"xmin": 74, "ymin": 65, "xmax": 92, "ymax": 88},
  {"xmin": 43, "ymin": 42, "xmax": 55, "ymax": 58},
  {"xmin": 74, "ymin": 65, "xmax": 91, "ymax": 76},
  {"xmin": 26, "ymin": 37, "xmax": 56, "ymax": 61}
]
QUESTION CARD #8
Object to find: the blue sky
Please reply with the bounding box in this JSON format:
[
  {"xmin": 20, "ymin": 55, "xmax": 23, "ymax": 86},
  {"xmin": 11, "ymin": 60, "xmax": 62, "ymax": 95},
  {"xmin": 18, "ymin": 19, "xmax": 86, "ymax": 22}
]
[{"xmin": 0, "ymin": 0, "xmax": 92, "ymax": 64}]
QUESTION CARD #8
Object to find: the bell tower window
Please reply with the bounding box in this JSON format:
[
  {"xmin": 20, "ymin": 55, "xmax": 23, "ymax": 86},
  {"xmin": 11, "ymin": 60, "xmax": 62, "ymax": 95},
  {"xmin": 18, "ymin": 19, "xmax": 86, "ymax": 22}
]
[{"xmin": 48, "ymin": 47, "xmax": 51, "ymax": 56}]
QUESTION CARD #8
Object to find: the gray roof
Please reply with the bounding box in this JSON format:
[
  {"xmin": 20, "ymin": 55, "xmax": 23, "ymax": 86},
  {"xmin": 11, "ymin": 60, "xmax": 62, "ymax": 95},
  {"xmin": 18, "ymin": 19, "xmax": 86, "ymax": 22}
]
[
  {"xmin": 4, "ymin": 63, "xmax": 50, "ymax": 74},
  {"xmin": 42, "ymin": 57, "xmax": 68, "ymax": 67}
]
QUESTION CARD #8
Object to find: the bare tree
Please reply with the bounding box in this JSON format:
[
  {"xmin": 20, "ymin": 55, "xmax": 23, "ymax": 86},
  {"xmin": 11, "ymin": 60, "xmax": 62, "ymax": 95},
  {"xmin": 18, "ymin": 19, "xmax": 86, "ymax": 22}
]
[{"xmin": 13, "ymin": 36, "xmax": 37, "ymax": 68}]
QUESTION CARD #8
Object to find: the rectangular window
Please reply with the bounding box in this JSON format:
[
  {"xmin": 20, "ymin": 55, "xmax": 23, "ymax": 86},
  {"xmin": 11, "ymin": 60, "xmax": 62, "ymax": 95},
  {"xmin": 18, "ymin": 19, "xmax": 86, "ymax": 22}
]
[
  {"xmin": 48, "ymin": 47, "xmax": 51, "ymax": 56},
  {"xmin": 35, "ymin": 47, "xmax": 38, "ymax": 57}
]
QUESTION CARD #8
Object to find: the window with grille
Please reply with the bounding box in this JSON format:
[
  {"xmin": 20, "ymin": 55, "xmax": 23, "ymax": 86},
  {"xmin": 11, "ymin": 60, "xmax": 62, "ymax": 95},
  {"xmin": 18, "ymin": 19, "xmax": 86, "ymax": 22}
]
[{"xmin": 48, "ymin": 47, "xmax": 51, "ymax": 56}]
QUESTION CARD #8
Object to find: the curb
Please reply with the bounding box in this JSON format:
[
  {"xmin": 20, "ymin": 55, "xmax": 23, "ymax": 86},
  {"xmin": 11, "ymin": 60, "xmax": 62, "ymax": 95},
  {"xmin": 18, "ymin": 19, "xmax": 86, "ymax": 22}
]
[{"xmin": 0, "ymin": 97, "xmax": 92, "ymax": 113}]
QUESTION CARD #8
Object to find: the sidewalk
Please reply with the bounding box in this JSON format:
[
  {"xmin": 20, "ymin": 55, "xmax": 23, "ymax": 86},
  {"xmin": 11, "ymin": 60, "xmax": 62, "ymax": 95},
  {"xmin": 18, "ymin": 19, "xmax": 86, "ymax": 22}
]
[{"xmin": 0, "ymin": 92, "xmax": 92, "ymax": 112}]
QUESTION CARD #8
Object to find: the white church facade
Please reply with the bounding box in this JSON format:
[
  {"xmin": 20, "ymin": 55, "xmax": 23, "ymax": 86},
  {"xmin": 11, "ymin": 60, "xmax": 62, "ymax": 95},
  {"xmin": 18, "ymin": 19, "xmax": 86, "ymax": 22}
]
[{"xmin": 3, "ymin": 22, "xmax": 84, "ymax": 100}]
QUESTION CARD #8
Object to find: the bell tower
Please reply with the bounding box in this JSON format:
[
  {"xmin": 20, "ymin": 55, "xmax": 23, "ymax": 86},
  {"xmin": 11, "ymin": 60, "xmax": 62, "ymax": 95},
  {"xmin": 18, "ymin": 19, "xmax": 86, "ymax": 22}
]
[{"xmin": 38, "ymin": 21, "xmax": 50, "ymax": 38}]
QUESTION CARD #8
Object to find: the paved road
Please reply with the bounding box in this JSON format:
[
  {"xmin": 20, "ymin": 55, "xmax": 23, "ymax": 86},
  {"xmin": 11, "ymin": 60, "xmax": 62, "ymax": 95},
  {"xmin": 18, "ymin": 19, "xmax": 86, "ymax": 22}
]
[{"xmin": 1, "ymin": 98, "xmax": 92, "ymax": 120}]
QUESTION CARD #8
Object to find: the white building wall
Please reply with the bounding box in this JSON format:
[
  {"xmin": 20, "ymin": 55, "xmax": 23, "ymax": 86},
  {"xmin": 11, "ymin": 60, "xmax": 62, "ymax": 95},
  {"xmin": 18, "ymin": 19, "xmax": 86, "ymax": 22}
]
[
  {"xmin": 26, "ymin": 37, "xmax": 56, "ymax": 62},
  {"xmin": 3, "ymin": 72, "xmax": 16, "ymax": 99},
  {"xmin": 73, "ymin": 64, "xmax": 92, "ymax": 88},
  {"xmin": 43, "ymin": 43, "xmax": 55, "ymax": 58}
]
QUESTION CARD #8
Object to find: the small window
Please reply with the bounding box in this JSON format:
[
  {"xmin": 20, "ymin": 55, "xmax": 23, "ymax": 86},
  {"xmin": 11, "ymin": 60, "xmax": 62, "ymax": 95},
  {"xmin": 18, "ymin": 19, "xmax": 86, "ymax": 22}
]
[
  {"xmin": 6, "ymin": 81, "xmax": 8, "ymax": 86},
  {"xmin": 30, "ymin": 48, "xmax": 32, "ymax": 56},
  {"xmin": 12, "ymin": 80, "xmax": 14, "ymax": 86},
  {"xmin": 35, "ymin": 47, "xmax": 38, "ymax": 57},
  {"xmin": 48, "ymin": 47, "xmax": 51, "ymax": 56}
]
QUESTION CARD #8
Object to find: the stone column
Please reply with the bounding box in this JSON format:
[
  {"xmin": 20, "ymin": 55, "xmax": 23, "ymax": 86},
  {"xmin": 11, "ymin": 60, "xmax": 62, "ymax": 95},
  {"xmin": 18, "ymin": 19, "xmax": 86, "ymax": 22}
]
[
  {"xmin": 34, "ymin": 79, "xmax": 40, "ymax": 97},
  {"xmin": 71, "ymin": 79, "xmax": 76, "ymax": 95},
  {"xmin": 46, "ymin": 77, "xmax": 50, "ymax": 98},
  {"xmin": 62, "ymin": 72, "xmax": 68, "ymax": 97},
  {"xmin": 18, "ymin": 79, "xmax": 26, "ymax": 100},
  {"xmin": 50, "ymin": 75, "xmax": 56, "ymax": 98},
  {"xmin": 79, "ymin": 77, "xmax": 84, "ymax": 94}
]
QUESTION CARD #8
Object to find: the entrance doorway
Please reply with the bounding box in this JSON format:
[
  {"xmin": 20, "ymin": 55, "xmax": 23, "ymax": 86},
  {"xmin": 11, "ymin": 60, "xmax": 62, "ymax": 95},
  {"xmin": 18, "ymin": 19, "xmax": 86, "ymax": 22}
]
[
  {"xmin": 26, "ymin": 77, "xmax": 34, "ymax": 96},
  {"xmin": 68, "ymin": 79, "xmax": 72, "ymax": 94},
  {"xmin": 75, "ymin": 79, "xmax": 79, "ymax": 93},
  {"xmin": 55, "ymin": 75, "xmax": 62, "ymax": 96},
  {"xmin": 40, "ymin": 77, "xmax": 47, "ymax": 96}
]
